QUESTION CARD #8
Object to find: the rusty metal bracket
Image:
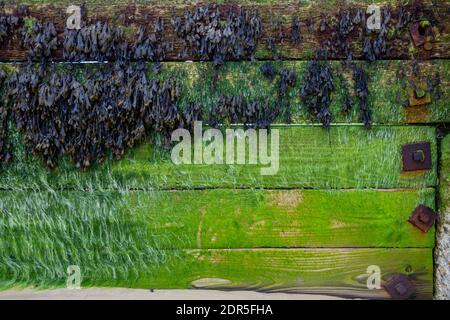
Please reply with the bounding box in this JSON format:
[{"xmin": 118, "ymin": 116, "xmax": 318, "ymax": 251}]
[
  {"xmin": 408, "ymin": 87, "xmax": 432, "ymax": 107},
  {"xmin": 408, "ymin": 204, "xmax": 439, "ymax": 233},
  {"xmin": 383, "ymin": 274, "xmax": 415, "ymax": 300},
  {"xmin": 410, "ymin": 21, "xmax": 434, "ymax": 50},
  {"xmin": 410, "ymin": 22, "xmax": 427, "ymax": 47},
  {"xmin": 402, "ymin": 142, "xmax": 432, "ymax": 171}
]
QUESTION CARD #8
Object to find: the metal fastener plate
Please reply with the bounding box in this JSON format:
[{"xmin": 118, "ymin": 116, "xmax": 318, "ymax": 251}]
[
  {"xmin": 408, "ymin": 204, "xmax": 438, "ymax": 233},
  {"xmin": 383, "ymin": 274, "xmax": 415, "ymax": 300},
  {"xmin": 402, "ymin": 142, "xmax": 432, "ymax": 171},
  {"xmin": 409, "ymin": 22, "xmax": 426, "ymax": 47},
  {"xmin": 408, "ymin": 89, "xmax": 432, "ymax": 107}
]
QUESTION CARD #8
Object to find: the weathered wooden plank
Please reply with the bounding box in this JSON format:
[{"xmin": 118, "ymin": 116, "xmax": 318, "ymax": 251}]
[
  {"xmin": 0, "ymin": 187, "xmax": 434, "ymax": 298},
  {"xmin": 0, "ymin": 238, "xmax": 433, "ymax": 299},
  {"xmin": 195, "ymin": 189, "xmax": 436, "ymax": 249},
  {"xmin": 128, "ymin": 248, "xmax": 434, "ymax": 299},
  {"xmin": 0, "ymin": 187, "xmax": 435, "ymax": 298},
  {"xmin": 0, "ymin": 188, "xmax": 435, "ymax": 249},
  {"xmin": 0, "ymin": 125, "xmax": 437, "ymax": 190},
  {"xmin": 151, "ymin": 60, "xmax": 450, "ymax": 124},
  {"xmin": 1, "ymin": 60, "xmax": 447, "ymax": 124},
  {"xmin": 0, "ymin": 0, "xmax": 448, "ymax": 61},
  {"xmin": 0, "ymin": 190, "xmax": 434, "ymax": 299}
]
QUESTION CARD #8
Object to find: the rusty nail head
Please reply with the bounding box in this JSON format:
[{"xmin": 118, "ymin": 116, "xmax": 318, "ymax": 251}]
[
  {"xmin": 412, "ymin": 150, "xmax": 425, "ymax": 162},
  {"xmin": 383, "ymin": 274, "xmax": 415, "ymax": 300},
  {"xmin": 408, "ymin": 204, "xmax": 438, "ymax": 233},
  {"xmin": 402, "ymin": 142, "xmax": 432, "ymax": 171},
  {"xmin": 424, "ymin": 42, "xmax": 433, "ymax": 51}
]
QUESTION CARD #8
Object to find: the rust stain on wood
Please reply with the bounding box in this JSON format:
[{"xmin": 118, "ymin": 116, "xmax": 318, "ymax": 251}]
[
  {"xmin": 406, "ymin": 105, "xmax": 430, "ymax": 123},
  {"xmin": 267, "ymin": 190, "xmax": 303, "ymax": 211}
]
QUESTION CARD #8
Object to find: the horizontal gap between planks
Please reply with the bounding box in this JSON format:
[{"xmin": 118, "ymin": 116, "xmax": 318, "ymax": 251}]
[
  {"xmin": 0, "ymin": 59, "xmax": 448, "ymax": 65},
  {"xmin": 0, "ymin": 123, "xmax": 445, "ymax": 131},
  {"xmin": 190, "ymin": 123, "xmax": 442, "ymax": 128},
  {"xmin": 0, "ymin": 122, "xmax": 443, "ymax": 128},
  {"xmin": 0, "ymin": 57, "xmax": 448, "ymax": 63},
  {"xmin": 0, "ymin": 186, "xmax": 438, "ymax": 192},
  {"xmin": 116, "ymin": 247, "xmax": 434, "ymax": 250},
  {"xmin": 1, "ymin": 0, "xmax": 444, "ymax": 5}
]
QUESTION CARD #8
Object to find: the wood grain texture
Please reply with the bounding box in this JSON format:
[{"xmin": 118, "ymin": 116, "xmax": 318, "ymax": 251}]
[
  {"xmin": 0, "ymin": 187, "xmax": 434, "ymax": 298},
  {"xmin": 0, "ymin": 0, "xmax": 442, "ymax": 299},
  {"xmin": 0, "ymin": 188, "xmax": 436, "ymax": 249},
  {"xmin": 0, "ymin": 125, "xmax": 437, "ymax": 190},
  {"xmin": 0, "ymin": 0, "xmax": 449, "ymax": 61},
  {"xmin": 137, "ymin": 248, "xmax": 433, "ymax": 300}
]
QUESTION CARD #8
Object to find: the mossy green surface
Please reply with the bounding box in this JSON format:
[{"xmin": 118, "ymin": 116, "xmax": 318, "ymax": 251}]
[
  {"xmin": 141, "ymin": 248, "xmax": 432, "ymax": 299},
  {"xmin": 0, "ymin": 125, "xmax": 438, "ymax": 190},
  {"xmin": 0, "ymin": 0, "xmax": 443, "ymax": 299},
  {"xmin": 0, "ymin": 191, "xmax": 179, "ymax": 288},
  {"xmin": 0, "ymin": 189, "xmax": 433, "ymax": 295}
]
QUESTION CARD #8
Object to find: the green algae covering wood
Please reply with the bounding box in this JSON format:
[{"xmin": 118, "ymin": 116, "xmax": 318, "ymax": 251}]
[
  {"xmin": 143, "ymin": 248, "xmax": 433, "ymax": 300},
  {"xmin": 0, "ymin": 246, "xmax": 433, "ymax": 299},
  {"xmin": 0, "ymin": 189, "xmax": 435, "ymax": 250},
  {"xmin": 0, "ymin": 0, "xmax": 443, "ymax": 300},
  {"xmin": 0, "ymin": 188, "xmax": 434, "ymax": 298},
  {"xmin": 0, "ymin": 125, "xmax": 437, "ymax": 191}
]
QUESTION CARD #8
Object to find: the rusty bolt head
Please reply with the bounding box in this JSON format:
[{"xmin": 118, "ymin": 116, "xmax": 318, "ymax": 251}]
[
  {"xmin": 395, "ymin": 283, "xmax": 407, "ymax": 295},
  {"xmin": 414, "ymin": 88, "xmax": 426, "ymax": 99},
  {"xmin": 383, "ymin": 274, "xmax": 415, "ymax": 300},
  {"xmin": 412, "ymin": 150, "xmax": 425, "ymax": 162},
  {"xmin": 408, "ymin": 204, "xmax": 438, "ymax": 233},
  {"xmin": 424, "ymin": 42, "xmax": 433, "ymax": 51},
  {"xmin": 410, "ymin": 21, "xmax": 434, "ymax": 50},
  {"xmin": 402, "ymin": 142, "xmax": 432, "ymax": 171}
]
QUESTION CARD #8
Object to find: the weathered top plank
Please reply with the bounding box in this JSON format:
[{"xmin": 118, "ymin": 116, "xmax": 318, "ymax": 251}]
[{"xmin": 0, "ymin": 0, "xmax": 449, "ymax": 61}]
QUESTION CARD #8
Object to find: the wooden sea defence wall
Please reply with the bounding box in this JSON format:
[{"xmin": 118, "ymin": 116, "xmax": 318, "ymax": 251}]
[{"xmin": 0, "ymin": 0, "xmax": 449, "ymax": 299}]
